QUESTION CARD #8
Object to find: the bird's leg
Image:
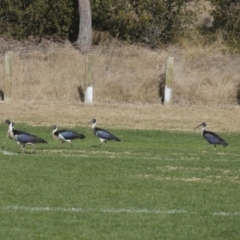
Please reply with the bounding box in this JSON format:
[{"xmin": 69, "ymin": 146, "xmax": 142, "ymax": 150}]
[
  {"xmin": 92, "ymin": 142, "xmax": 102, "ymax": 148},
  {"xmin": 214, "ymin": 144, "xmax": 216, "ymax": 151},
  {"xmin": 59, "ymin": 141, "xmax": 64, "ymax": 148},
  {"xmin": 22, "ymin": 145, "xmax": 25, "ymax": 154},
  {"xmin": 32, "ymin": 144, "xmax": 36, "ymax": 154}
]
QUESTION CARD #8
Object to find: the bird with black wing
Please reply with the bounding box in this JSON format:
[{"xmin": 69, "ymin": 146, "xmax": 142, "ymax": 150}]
[
  {"xmin": 51, "ymin": 125, "xmax": 85, "ymax": 148},
  {"xmin": 194, "ymin": 122, "xmax": 228, "ymax": 149},
  {"xmin": 87, "ymin": 119, "xmax": 120, "ymax": 147},
  {"xmin": 5, "ymin": 119, "xmax": 47, "ymax": 153}
]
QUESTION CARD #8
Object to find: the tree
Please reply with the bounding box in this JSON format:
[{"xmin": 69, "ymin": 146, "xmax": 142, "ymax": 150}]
[
  {"xmin": 77, "ymin": 0, "xmax": 92, "ymax": 53},
  {"xmin": 90, "ymin": 0, "xmax": 193, "ymax": 47},
  {"xmin": 210, "ymin": 0, "xmax": 240, "ymax": 50},
  {"xmin": 0, "ymin": 0, "xmax": 75, "ymax": 40}
]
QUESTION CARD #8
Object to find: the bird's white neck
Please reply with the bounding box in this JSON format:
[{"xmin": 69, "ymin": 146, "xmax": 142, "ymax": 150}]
[
  {"xmin": 201, "ymin": 127, "xmax": 206, "ymax": 136},
  {"xmin": 92, "ymin": 122, "xmax": 97, "ymax": 129},
  {"xmin": 9, "ymin": 122, "xmax": 14, "ymax": 131},
  {"xmin": 7, "ymin": 122, "xmax": 15, "ymax": 140},
  {"xmin": 52, "ymin": 127, "xmax": 59, "ymax": 139},
  {"xmin": 52, "ymin": 126, "xmax": 58, "ymax": 133}
]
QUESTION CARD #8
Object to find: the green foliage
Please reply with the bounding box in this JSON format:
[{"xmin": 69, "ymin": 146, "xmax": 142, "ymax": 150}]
[
  {"xmin": 1, "ymin": 0, "xmax": 240, "ymax": 51},
  {"xmin": 91, "ymin": 0, "xmax": 194, "ymax": 47},
  {"xmin": 0, "ymin": 0, "xmax": 78, "ymax": 40},
  {"xmin": 210, "ymin": 0, "xmax": 240, "ymax": 51},
  {"xmin": 0, "ymin": 0, "xmax": 195, "ymax": 47}
]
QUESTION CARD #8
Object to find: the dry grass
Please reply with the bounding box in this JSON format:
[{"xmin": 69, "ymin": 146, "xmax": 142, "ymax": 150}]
[
  {"xmin": 1, "ymin": 37, "xmax": 240, "ymax": 105},
  {"xmin": 1, "ymin": 101, "xmax": 240, "ymax": 132},
  {"xmin": 0, "ymin": 41, "xmax": 165, "ymax": 103},
  {"xmin": 1, "ymin": 38, "xmax": 240, "ymax": 131}
]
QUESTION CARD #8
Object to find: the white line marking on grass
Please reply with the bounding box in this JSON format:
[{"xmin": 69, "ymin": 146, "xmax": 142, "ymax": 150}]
[
  {"xmin": 0, "ymin": 150, "xmax": 17, "ymax": 155},
  {"xmin": 2, "ymin": 206, "xmax": 187, "ymax": 214},
  {"xmin": 213, "ymin": 212, "xmax": 240, "ymax": 216},
  {"xmin": 100, "ymin": 208, "xmax": 188, "ymax": 214},
  {"xmin": 213, "ymin": 159, "xmax": 240, "ymax": 162},
  {"xmin": 2, "ymin": 206, "xmax": 240, "ymax": 216}
]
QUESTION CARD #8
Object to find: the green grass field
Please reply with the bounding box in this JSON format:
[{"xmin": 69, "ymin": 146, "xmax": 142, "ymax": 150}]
[{"xmin": 0, "ymin": 124, "xmax": 240, "ymax": 239}]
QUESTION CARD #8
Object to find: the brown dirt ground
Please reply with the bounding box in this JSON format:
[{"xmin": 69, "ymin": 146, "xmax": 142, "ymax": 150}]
[{"xmin": 1, "ymin": 100, "xmax": 240, "ymax": 133}]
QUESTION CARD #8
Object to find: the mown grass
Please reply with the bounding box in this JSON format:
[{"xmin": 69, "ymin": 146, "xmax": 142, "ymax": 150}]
[{"xmin": 0, "ymin": 124, "xmax": 240, "ymax": 239}]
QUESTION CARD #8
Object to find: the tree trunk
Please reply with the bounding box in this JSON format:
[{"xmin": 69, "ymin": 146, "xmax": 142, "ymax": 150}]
[{"xmin": 77, "ymin": 0, "xmax": 92, "ymax": 53}]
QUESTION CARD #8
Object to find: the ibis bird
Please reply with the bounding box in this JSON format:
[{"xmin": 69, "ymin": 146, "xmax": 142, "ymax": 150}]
[
  {"xmin": 194, "ymin": 122, "xmax": 228, "ymax": 149},
  {"xmin": 88, "ymin": 119, "xmax": 120, "ymax": 147},
  {"xmin": 5, "ymin": 119, "xmax": 47, "ymax": 153},
  {"xmin": 51, "ymin": 125, "xmax": 85, "ymax": 148}
]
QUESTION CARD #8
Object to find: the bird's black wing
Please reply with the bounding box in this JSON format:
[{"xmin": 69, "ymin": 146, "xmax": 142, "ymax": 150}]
[
  {"xmin": 96, "ymin": 127, "xmax": 120, "ymax": 141},
  {"xmin": 57, "ymin": 130, "xmax": 85, "ymax": 139},
  {"xmin": 13, "ymin": 129, "xmax": 47, "ymax": 144},
  {"xmin": 204, "ymin": 131, "xmax": 228, "ymax": 146}
]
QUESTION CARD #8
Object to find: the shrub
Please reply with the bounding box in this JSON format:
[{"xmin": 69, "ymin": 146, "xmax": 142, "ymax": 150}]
[
  {"xmin": 0, "ymin": 0, "xmax": 77, "ymax": 41},
  {"xmin": 210, "ymin": 0, "xmax": 240, "ymax": 51},
  {"xmin": 91, "ymin": 0, "xmax": 194, "ymax": 47}
]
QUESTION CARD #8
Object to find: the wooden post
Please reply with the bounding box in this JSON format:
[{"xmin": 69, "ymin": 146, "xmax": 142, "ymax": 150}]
[
  {"xmin": 4, "ymin": 51, "xmax": 13, "ymax": 101},
  {"xmin": 164, "ymin": 57, "xmax": 174, "ymax": 105},
  {"xmin": 84, "ymin": 54, "xmax": 94, "ymax": 103}
]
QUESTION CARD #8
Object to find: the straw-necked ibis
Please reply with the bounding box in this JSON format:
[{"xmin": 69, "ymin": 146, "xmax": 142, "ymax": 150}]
[
  {"xmin": 194, "ymin": 122, "xmax": 228, "ymax": 149},
  {"xmin": 5, "ymin": 119, "xmax": 47, "ymax": 153},
  {"xmin": 51, "ymin": 125, "xmax": 85, "ymax": 148},
  {"xmin": 88, "ymin": 119, "xmax": 120, "ymax": 147}
]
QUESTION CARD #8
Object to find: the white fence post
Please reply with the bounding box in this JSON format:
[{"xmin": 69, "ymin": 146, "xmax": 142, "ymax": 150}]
[
  {"xmin": 164, "ymin": 57, "xmax": 174, "ymax": 105},
  {"xmin": 4, "ymin": 51, "xmax": 13, "ymax": 101},
  {"xmin": 84, "ymin": 54, "xmax": 94, "ymax": 104}
]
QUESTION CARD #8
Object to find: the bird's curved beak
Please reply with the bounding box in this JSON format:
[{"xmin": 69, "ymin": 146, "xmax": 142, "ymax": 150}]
[
  {"xmin": 49, "ymin": 125, "xmax": 56, "ymax": 130},
  {"xmin": 194, "ymin": 123, "xmax": 203, "ymax": 131},
  {"xmin": 86, "ymin": 120, "xmax": 92, "ymax": 128}
]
